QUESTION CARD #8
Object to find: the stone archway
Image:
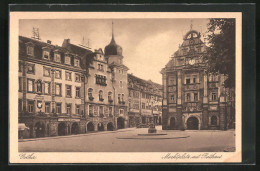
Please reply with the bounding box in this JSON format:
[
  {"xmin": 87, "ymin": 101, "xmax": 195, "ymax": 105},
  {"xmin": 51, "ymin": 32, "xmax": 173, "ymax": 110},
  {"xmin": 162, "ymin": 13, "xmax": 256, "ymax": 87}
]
[
  {"xmin": 98, "ymin": 123, "xmax": 104, "ymax": 131},
  {"xmin": 117, "ymin": 117, "xmax": 125, "ymax": 129},
  {"xmin": 58, "ymin": 122, "xmax": 67, "ymax": 136},
  {"xmin": 71, "ymin": 122, "xmax": 79, "ymax": 134},
  {"xmin": 107, "ymin": 122, "xmax": 114, "ymax": 131},
  {"xmin": 35, "ymin": 122, "xmax": 45, "ymax": 138},
  {"xmin": 187, "ymin": 117, "xmax": 199, "ymax": 130},
  {"xmin": 87, "ymin": 122, "xmax": 94, "ymax": 132},
  {"xmin": 169, "ymin": 117, "xmax": 176, "ymax": 130}
]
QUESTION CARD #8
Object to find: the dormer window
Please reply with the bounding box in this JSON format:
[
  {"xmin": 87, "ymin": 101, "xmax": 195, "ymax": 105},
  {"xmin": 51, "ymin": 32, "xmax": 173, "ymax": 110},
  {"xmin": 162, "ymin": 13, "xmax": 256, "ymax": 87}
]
[
  {"xmin": 74, "ymin": 59, "xmax": 80, "ymax": 67},
  {"xmin": 54, "ymin": 53, "xmax": 61, "ymax": 63},
  {"xmin": 27, "ymin": 46, "xmax": 34, "ymax": 56},
  {"xmin": 43, "ymin": 51, "xmax": 50, "ymax": 60},
  {"xmin": 65, "ymin": 55, "xmax": 71, "ymax": 65}
]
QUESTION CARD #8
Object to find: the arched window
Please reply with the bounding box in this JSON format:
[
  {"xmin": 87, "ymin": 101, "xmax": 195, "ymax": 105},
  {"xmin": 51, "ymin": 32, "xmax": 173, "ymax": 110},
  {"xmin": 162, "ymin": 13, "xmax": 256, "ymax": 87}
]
[
  {"xmin": 211, "ymin": 115, "xmax": 217, "ymax": 126},
  {"xmin": 99, "ymin": 90, "xmax": 103, "ymax": 101},
  {"xmin": 108, "ymin": 91, "xmax": 112, "ymax": 100}
]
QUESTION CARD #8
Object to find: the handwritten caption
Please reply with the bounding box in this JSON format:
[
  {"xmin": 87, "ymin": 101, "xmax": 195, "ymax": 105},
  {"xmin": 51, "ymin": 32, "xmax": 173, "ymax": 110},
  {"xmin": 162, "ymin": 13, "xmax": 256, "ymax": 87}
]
[
  {"xmin": 162, "ymin": 153, "xmax": 222, "ymax": 160},
  {"xmin": 19, "ymin": 153, "xmax": 36, "ymax": 159}
]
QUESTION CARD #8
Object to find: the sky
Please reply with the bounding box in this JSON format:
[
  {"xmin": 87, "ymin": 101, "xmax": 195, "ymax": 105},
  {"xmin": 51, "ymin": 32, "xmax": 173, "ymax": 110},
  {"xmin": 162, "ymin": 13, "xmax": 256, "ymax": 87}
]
[{"xmin": 19, "ymin": 18, "xmax": 209, "ymax": 84}]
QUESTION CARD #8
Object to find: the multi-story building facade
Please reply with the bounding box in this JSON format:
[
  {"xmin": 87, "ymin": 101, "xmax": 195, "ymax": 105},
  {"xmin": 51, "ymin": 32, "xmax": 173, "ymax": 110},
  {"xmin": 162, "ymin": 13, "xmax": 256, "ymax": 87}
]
[
  {"xmin": 19, "ymin": 36, "xmax": 90, "ymax": 138},
  {"xmin": 19, "ymin": 26, "xmax": 130, "ymax": 138},
  {"xmin": 128, "ymin": 74, "xmax": 162, "ymax": 128},
  {"xmin": 161, "ymin": 29, "xmax": 235, "ymax": 130}
]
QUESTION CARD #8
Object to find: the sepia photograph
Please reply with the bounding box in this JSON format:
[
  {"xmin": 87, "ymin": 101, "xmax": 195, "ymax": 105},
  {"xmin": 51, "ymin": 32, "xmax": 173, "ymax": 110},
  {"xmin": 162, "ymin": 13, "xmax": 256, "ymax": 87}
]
[{"xmin": 9, "ymin": 12, "xmax": 242, "ymax": 163}]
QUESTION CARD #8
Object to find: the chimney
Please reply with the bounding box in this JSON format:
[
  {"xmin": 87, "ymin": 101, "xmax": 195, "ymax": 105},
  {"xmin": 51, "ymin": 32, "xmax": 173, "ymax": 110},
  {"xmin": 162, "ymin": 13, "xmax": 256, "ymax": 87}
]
[
  {"xmin": 66, "ymin": 39, "xmax": 70, "ymax": 44},
  {"xmin": 47, "ymin": 40, "xmax": 51, "ymax": 44}
]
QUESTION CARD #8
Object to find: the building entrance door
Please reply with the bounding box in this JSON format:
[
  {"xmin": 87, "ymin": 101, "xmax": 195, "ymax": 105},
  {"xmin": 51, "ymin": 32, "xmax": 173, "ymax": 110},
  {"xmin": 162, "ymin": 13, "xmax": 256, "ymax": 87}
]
[
  {"xmin": 117, "ymin": 117, "xmax": 125, "ymax": 129},
  {"xmin": 71, "ymin": 122, "xmax": 79, "ymax": 134},
  {"xmin": 169, "ymin": 117, "xmax": 175, "ymax": 130},
  {"xmin": 58, "ymin": 122, "xmax": 66, "ymax": 136},
  {"xmin": 187, "ymin": 117, "xmax": 199, "ymax": 130},
  {"xmin": 35, "ymin": 122, "xmax": 45, "ymax": 138}
]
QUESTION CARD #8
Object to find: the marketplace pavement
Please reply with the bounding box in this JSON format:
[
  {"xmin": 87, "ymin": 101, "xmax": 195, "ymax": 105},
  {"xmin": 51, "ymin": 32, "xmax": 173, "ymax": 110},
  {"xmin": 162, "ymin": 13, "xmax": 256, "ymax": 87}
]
[{"xmin": 19, "ymin": 126, "xmax": 235, "ymax": 152}]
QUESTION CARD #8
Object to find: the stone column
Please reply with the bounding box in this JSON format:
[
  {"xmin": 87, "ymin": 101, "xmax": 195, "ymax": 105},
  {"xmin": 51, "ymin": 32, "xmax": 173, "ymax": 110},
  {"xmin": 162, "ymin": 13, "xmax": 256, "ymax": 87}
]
[
  {"xmin": 94, "ymin": 123, "xmax": 98, "ymax": 131},
  {"xmin": 202, "ymin": 71, "xmax": 209, "ymax": 129},
  {"xmin": 104, "ymin": 123, "xmax": 107, "ymax": 131}
]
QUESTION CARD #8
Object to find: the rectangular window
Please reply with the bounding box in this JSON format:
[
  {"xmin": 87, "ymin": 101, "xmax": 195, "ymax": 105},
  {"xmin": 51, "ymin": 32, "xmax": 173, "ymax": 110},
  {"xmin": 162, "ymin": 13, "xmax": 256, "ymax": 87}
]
[
  {"xmin": 65, "ymin": 72, "xmax": 72, "ymax": 81},
  {"xmin": 95, "ymin": 75, "xmax": 107, "ymax": 86},
  {"xmin": 54, "ymin": 53, "xmax": 61, "ymax": 63},
  {"xmin": 19, "ymin": 62, "xmax": 22, "ymax": 72},
  {"xmin": 194, "ymin": 93, "xmax": 198, "ymax": 101},
  {"xmin": 44, "ymin": 82, "xmax": 50, "ymax": 95},
  {"xmin": 65, "ymin": 56, "xmax": 71, "ymax": 65},
  {"xmin": 120, "ymin": 81, "xmax": 123, "ymax": 88},
  {"xmin": 74, "ymin": 59, "xmax": 80, "ymax": 67},
  {"xmin": 18, "ymin": 99, "xmax": 22, "ymax": 113},
  {"xmin": 212, "ymin": 92, "xmax": 217, "ymax": 101},
  {"xmin": 170, "ymin": 94, "xmax": 175, "ymax": 101},
  {"xmin": 55, "ymin": 70, "xmax": 61, "ymax": 79},
  {"xmin": 118, "ymin": 94, "xmax": 121, "ymax": 103},
  {"xmin": 186, "ymin": 93, "xmax": 191, "ymax": 102},
  {"xmin": 28, "ymin": 100, "xmax": 34, "ymax": 113},
  {"xmin": 109, "ymin": 106, "xmax": 113, "ymax": 115},
  {"xmin": 75, "ymin": 74, "xmax": 81, "ymax": 82},
  {"xmin": 142, "ymin": 103, "xmax": 145, "ymax": 109},
  {"xmin": 27, "ymin": 46, "xmax": 34, "ymax": 56},
  {"xmin": 186, "ymin": 78, "xmax": 190, "ymax": 84},
  {"xmin": 119, "ymin": 109, "xmax": 124, "ymax": 115},
  {"xmin": 43, "ymin": 51, "xmax": 50, "ymax": 60},
  {"xmin": 75, "ymin": 87, "xmax": 80, "ymax": 98},
  {"xmin": 99, "ymin": 106, "xmax": 104, "ymax": 116},
  {"xmin": 43, "ymin": 67, "xmax": 51, "ymax": 77},
  {"xmin": 27, "ymin": 63, "xmax": 35, "ymax": 74},
  {"xmin": 19, "ymin": 77, "xmax": 22, "ymax": 91},
  {"xmin": 89, "ymin": 105, "xmax": 93, "ymax": 116},
  {"xmin": 66, "ymin": 85, "xmax": 72, "ymax": 97},
  {"xmin": 66, "ymin": 104, "xmax": 71, "ymax": 114},
  {"xmin": 55, "ymin": 83, "xmax": 61, "ymax": 96},
  {"xmin": 193, "ymin": 77, "xmax": 196, "ymax": 84},
  {"xmin": 56, "ymin": 103, "xmax": 61, "ymax": 114},
  {"xmin": 76, "ymin": 105, "xmax": 80, "ymax": 115},
  {"xmin": 27, "ymin": 79, "xmax": 34, "ymax": 93},
  {"xmin": 45, "ymin": 102, "xmax": 50, "ymax": 113}
]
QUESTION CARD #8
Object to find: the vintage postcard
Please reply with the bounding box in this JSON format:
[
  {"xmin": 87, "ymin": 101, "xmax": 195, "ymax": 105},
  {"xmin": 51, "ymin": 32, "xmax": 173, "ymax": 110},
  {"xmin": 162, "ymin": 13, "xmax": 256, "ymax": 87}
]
[{"xmin": 9, "ymin": 12, "xmax": 241, "ymax": 163}]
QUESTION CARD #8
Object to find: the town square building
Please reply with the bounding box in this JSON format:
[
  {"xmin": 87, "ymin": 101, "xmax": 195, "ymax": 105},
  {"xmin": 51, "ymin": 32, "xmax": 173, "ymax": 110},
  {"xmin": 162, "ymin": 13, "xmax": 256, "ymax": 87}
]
[
  {"xmin": 18, "ymin": 36, "xmax": 90, "ymax": 138},
  {"xmin": 161, "ymin": 29, "xmax": 235, "ymax": 130},
  {"xmin": 128, "ymin": 74, "xmax": 162, "ymax": 128}
]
